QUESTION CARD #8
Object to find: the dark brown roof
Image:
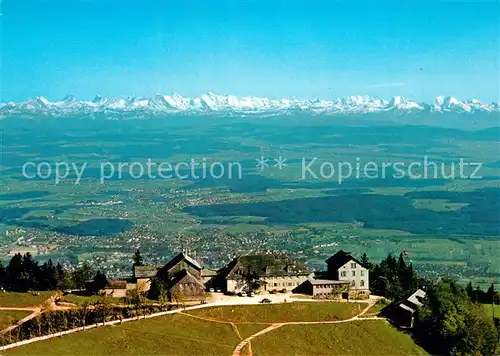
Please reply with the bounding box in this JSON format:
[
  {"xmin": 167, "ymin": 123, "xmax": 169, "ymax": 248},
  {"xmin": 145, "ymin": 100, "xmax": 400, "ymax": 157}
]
[
  {"xmin": 168, "ymin": 270, "xmax": 205, "ymax": 291},
  {"xmin": 163, "ymin": 252, "xmax": 202, "ymax": 272},
  {"xmin": 105, "ymin": 279, "xmax": 127, "ymax": 289},
  {"xmin": 221, "ymin": 254, "xmax": 310, "ymax": 279},
  {"xmin": 134, "ymin": 265, "xmax": 161, "ymax": 278},
  {"xmin": 325, "ymin": 250, "xmax": 363, "ymax": 270}
]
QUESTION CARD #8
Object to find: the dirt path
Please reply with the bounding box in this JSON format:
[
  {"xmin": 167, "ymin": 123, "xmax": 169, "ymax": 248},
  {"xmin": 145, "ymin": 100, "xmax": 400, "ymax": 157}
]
[
  {"xmin": 179, "ymin": 312, "xmax": 244, "ymax": 341},
  {"xmin": 0, "ymin": 294, "xmax": 61, "ymax": 334},
  {"xmin": 1, "ymin": 309, "xmax": 40, "ymax": 334},
  {"xmin": 0, "ymin": 307, "xmax": 38, "ymax": 311},
  {"xmin": 232, "ymin": 297, "xmax": 384, "ymax": 356},
  {"xmin": 0, "ymin": 295, "xmax": 384, "ymax": 353}
]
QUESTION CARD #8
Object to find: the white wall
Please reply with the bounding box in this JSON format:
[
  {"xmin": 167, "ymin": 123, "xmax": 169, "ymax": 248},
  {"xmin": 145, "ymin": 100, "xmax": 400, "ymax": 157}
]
[{"xmin": 337, "ymin": 261, "xmax": 369, "ymax": 290}]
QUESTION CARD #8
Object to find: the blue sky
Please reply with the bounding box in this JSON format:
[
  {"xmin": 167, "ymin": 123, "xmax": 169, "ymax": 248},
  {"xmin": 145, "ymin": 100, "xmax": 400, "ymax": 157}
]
[{"xmin": 2, "ymin": 0, "xmax": 499, "ymax": 102}]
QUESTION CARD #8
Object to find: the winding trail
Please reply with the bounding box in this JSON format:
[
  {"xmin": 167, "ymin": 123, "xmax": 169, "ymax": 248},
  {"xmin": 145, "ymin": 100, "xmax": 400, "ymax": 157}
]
[
  {"xmin": 0, "ymin": 295, "xmax": 384, "ymax": 353},
  {"xmin": 231, "ymin": 297, "xmax": 384, "ymax": 356}
]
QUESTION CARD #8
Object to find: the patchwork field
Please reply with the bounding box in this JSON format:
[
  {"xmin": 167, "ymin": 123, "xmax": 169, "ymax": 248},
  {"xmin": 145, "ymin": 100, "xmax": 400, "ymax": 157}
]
[{"xmin": 1, "ymin": 117, "xmax": 499, "ymax": 288}]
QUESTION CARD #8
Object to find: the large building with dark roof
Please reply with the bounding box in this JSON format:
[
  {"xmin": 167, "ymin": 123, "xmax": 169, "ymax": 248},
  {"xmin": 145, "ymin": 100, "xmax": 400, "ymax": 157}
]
[
  {"xmin": 133, "ymin": 252, "xmax": 206, "ymax": 302},
  {"xmin": 218, "ymin": 254, "xmax": 312, "ymax": 293}
]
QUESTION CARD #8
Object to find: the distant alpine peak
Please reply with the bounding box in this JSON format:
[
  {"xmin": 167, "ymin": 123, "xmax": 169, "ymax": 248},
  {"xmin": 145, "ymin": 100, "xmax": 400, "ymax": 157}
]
[{"xmin": 1, "ymin": 93, "xmax": 499, "ymax": 117}]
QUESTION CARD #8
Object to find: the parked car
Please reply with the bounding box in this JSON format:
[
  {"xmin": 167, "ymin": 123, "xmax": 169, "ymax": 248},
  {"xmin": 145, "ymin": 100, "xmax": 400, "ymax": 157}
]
[
  {"xmin": 238, "ymin": 292, "xmax": 247, "ymax": 297},
  {"xmin": 216, "ymin": 288, "xmax": 221, "ymax": 293},
  {"xmin": 209, "ymin": 288, "xmax": 215, "ymax": 293},
  {"xmin": 248, "ymin": 291, "xmax": 255, "ymax": 297},
  {"xmin": 260, "ymin": 298, "xmax": 272, "ymax": 303}
]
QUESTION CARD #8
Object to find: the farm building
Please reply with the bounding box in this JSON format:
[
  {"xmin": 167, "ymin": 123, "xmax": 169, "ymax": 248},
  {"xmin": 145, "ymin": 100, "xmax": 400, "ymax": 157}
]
[
  {"xmin": 382, "ymin": 289, "xmax": 426, "ymax": 328},
  {"xmin": 141, "ymin": 252, "xmax": 206, "ymax": 302}
]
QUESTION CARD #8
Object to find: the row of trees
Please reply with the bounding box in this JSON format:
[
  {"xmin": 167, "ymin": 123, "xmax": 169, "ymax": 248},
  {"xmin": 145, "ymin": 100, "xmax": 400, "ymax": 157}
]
[
  {"xmin": 0, "ymin": 301, "xmax": 170, "ymax": 346},
  {"xmin": 0, "ymin": 253, "xmax": 107, "ymax": 293},
  {"xmin": 360, "ymin": 252, "xmax": 428, "ymax": 300},
  {"xmin": 466, "ymin": 281, "xmax": 500, "ymax": 304}
]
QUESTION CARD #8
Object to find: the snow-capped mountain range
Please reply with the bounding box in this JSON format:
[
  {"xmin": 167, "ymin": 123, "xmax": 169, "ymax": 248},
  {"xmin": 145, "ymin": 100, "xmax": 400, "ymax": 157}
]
[{"xmin": 1, "ymin": 93, "xmax": 499, "ymax": 117}]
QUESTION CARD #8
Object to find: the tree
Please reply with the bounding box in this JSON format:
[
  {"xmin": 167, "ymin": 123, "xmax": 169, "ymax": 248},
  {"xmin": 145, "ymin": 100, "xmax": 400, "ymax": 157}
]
[
  {"xmin": 90, "ymin": 270, "xmax": 107, "ymax": 294},
  {"xmin": 0, "ymin": 262, "xmax": 7, "ymax": 289},
  {"xmin": 486, "ymin": 284, "xmax": 495, "ymax": 304},
  {"xmin": 359, "ymin": 253, "xmax": 373, "ymax": 271},
  {"xmin": 133, "ymin": 249, "xmax": 144, "ymax": 267},
  {"xmin": 369, "ymin": 253, "xmax": 419, "ymax": 300},
  {"xmin": 78, "ymin": 302, "xmax": 90, "ymax": 330},
  {"xmin": 71, "ymin": 262, "xmax": 94, "ymax": 290},
  {"xmin": 6, "ymin": 254, "xmax": 22, "ymax": 291},
  {"xmin": 22, "ymin": 253, "xmax": 39, "ymax": 289},
  {"xmin": 414, "ymin": 281, "xmax": 498, "ymax": 356},
  {"xmin": 39, "ymin": 259, "xmax": 58, "ymax": 290},
  {"xmin": 244, "ymin": 267, "xmax": 260, "ymax": 293},
  {"xmin": 56, "ymin": 263, "xmax": 74, "ymax": 291},
  {"xmin": 465, "ymin": 281, "xmax": 474, "ymax": 299},
  {"xmin": 96, "ymin": 295, "xmax": 112, "ymax": 325}
]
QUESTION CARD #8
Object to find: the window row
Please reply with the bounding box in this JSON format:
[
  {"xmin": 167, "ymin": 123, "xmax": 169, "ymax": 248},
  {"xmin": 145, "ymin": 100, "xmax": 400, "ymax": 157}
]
[{"xmin": 341, "ymin": 270, "xmax": 365, "ymax": 277}]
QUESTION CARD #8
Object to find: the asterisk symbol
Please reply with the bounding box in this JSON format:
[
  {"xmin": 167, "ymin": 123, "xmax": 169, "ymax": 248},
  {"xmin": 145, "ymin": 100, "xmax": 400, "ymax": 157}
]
[
  {"xmin": 255, "ymin": 156, "xmax": 269, "ymax": 171},
  {"xmin": 274, "ymin": 156, "xmax": 288, "ymax": 170}
]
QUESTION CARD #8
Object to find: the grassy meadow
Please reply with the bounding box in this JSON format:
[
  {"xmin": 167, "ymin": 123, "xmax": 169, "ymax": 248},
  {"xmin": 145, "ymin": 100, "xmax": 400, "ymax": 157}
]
[
  {"xmin": 0, "ymin": 311, "xmax": 32, "ymax": 330},
  {"xmin": 5, "ymin": 304, "xmax": 429, "ymax": 356},
  {"xmin": 251, "ymin": 320, "xmax": 428, "ymax": 356},
  {"xmin": 6, "ymin": 313, "xmax": 240, "ymax": 355},
  {"xmin": 185, "ymin": 301, "xmax": 365, "ymax": 323},
  {"xmin": 0, "ymin": 292, "xmax": 54, "ymax": 308},
  {"xmin": 482, "ymin": 303, "xmax": 500, "ymax": 318}
]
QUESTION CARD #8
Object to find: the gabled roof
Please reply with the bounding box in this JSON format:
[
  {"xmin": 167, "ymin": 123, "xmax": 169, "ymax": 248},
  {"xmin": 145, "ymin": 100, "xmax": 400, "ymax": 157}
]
[
  {"xmin": 163, "ymin": 252, "xmax": 202, "ymax": 272},
  {"xmin": 169, "ymin": 269, "xmax": 205, "ymax": 291},
  {"xmin": 220, "ymin": 254, "xmax": 310, "ymax": 279},
  {"xmin": 325, "ymin": 250, "xmax": 364, "ymax": 270},
  {"xmin": 385, "ymin": 288, "xmax": 427, "ymax": 315},
  {"xmin": 105, "ymin": 279, "xmax": 127, "ymax": 289},
  {"xmin": 407, "ymin": 289, "xmax": 426, "ymax": 307},
  {"xmin": 134, "ymin": 265, "xmax": 162, "ymax": 278}
]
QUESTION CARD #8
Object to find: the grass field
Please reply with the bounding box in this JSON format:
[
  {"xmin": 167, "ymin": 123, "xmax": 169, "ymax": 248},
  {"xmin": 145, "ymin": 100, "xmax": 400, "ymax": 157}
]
[
  {"xmin": 0, "ymin": 292, "xmax": 54, "ymax": 308},
  {"xmin": 61, "ymin": 294, "xmax": 122, "ymax": 306},
  {"xmin": 234, "ymin": 323, "xmax": 270, "ymax": 339},
  {"xmin": 251, "ymin": 320, "xmax": 428, "ymax": 356},
  {"xmin": 363, "ymin": 298, "xmax": 390, "ymax": 315},
  {"xmin": 482, "ymin": 303, "xmax": 500, "ymax": 318},
  {"xmin": 0, "ymin": 310, "xmax": 32, "ymax": 330},
  {"xmin": 6, "ymin": 303, "xmax": 429, "ymax": 356},
  {"xmin": 186, "ymin": 302, "xmax": 365, "ymax": 323},
  {"xmin": 6, "ymin": 314, "xmax": 241, "ymax": 355}
]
